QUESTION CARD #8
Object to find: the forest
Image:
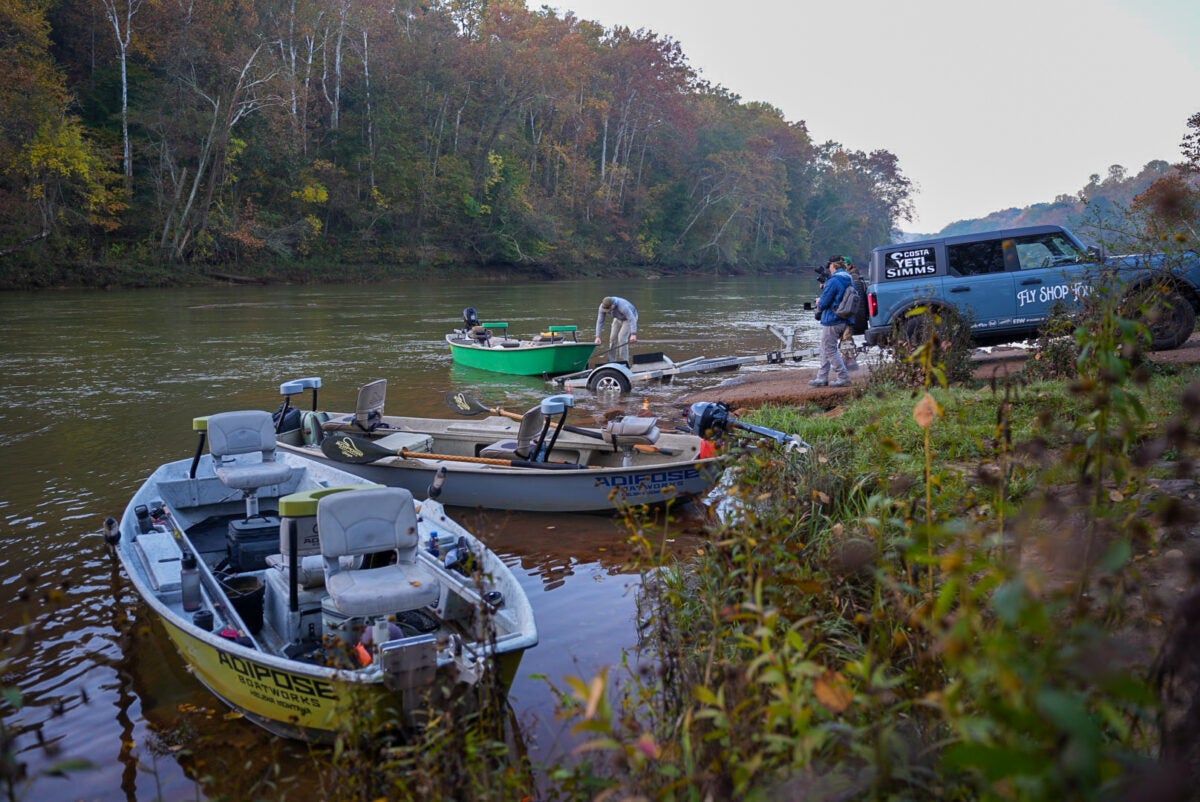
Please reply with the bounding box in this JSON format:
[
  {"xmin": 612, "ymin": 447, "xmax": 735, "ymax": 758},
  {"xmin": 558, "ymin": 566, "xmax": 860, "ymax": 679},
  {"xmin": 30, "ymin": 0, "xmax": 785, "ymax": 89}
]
[{"xmin": 0, "ymin": 0, "xmax": 918, "ymax": 288}]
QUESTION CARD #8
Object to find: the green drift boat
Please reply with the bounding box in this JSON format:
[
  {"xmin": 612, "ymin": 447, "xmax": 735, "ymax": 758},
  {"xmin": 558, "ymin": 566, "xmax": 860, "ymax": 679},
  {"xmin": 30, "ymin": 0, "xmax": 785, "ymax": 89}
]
[{"xmin": 446, "ymin": 307, "xmax": 596, "ymax": 376}]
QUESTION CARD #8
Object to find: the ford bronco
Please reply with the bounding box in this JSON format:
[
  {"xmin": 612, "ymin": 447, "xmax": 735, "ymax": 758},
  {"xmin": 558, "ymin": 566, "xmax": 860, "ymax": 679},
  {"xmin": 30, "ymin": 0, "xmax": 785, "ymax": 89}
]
[{"xmin": 863, "ymin": 225, "xmax": 1200, "ymax": 351}]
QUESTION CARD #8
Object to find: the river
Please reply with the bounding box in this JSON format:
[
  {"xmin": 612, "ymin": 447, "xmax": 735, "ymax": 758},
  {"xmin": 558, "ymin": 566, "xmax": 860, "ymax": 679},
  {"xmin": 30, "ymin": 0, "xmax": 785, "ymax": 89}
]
[{"xmin": 0, "ymin": 273, "xmax": 823, "ymax": 800}]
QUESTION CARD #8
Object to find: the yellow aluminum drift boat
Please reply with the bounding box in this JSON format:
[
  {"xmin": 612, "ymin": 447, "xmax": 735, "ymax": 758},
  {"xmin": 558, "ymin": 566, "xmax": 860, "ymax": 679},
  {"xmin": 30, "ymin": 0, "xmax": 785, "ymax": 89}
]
[
  {"xmin": 112, "ymin": 409, "xmax": 536, "ymax": 742},
  {"xmin": 445, "ymin": 307, "xmax": 596, "ymax": 376}
]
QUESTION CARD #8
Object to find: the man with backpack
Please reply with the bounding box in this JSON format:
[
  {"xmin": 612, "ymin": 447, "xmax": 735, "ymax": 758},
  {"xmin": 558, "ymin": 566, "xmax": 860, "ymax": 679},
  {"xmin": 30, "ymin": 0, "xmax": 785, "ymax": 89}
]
[
  {"xmin": 840, "ymin": 257, "xmax": 867, "ymax": 370},
  {"xmin": 810, "ymin": 256, "xmax": 857, "ymax": 387}
]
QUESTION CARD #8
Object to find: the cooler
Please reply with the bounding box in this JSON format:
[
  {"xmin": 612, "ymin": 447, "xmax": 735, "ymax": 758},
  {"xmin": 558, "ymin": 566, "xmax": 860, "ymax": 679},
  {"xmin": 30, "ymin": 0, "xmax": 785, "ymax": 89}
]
[{"xmin": 226, "ymin": 516, "xmax": 281, "ymax": 572}]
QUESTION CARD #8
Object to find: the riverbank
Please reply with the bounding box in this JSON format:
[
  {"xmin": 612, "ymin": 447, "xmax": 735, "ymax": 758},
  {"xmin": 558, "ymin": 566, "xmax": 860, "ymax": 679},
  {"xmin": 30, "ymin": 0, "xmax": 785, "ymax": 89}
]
[
  {"xmin": 0, "ymin": 255, "xmax": 818, "ymax": 291},
  {"xmin": 678, "ymin": 333, "xmax": 1200, "ymax": 411},
  {"xmin": 565, "ymin": 337, "xmax": 1200, "ymax": 799}
]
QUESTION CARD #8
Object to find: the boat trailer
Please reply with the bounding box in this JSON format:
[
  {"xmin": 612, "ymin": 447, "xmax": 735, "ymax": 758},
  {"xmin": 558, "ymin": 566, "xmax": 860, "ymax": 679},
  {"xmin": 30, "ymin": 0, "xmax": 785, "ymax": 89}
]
[{"xmin": 550, "ymin": 324, "xmax": 821, "ymax": 393}]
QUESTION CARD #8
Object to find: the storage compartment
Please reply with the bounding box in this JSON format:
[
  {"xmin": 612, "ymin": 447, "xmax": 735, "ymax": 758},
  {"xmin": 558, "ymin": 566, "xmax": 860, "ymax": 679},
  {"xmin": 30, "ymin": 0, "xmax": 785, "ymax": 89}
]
[
  {"xmin": 226, "ymin": 516, "xmax": 280, "ymax": 572},
  {"xmin": 134, "ymin": 531, "xmax": 183, "ymax": 595},
  {"xmin": 373, "ymin": 432, "xmax": 434, "ymax": 454},
  {"xmin": 263, "ymin": 569, "xmax": 326, "ymax": 646}
]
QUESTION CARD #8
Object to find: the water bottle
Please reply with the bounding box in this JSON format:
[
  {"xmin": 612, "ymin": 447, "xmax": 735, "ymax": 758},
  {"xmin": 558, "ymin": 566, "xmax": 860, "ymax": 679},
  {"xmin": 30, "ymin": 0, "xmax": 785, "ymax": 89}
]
[
  {"xmin": 134, "ymin": 504, "xmax": 151, "ymax": 534},
  {"xmin": 181, "ymin": 551, "xmax": 202, "ymax": 612},
  {"xmin": 428, "ymin": 532, "xmax": 440, "ymax": 557}
]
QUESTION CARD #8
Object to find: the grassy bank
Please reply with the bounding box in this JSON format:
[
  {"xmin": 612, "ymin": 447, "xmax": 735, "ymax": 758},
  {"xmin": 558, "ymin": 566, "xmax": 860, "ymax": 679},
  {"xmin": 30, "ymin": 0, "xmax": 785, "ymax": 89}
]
[{"xmin": 526, "ymin": 318, "xmax": 1200, "ymax": 800}]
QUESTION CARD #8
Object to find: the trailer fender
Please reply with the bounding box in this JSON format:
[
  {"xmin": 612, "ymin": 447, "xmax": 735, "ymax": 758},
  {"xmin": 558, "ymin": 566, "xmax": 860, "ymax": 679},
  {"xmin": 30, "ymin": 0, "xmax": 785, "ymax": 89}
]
[{"xmin": 586, "ymin": 364, "xmax": 634, "ymax": 393}]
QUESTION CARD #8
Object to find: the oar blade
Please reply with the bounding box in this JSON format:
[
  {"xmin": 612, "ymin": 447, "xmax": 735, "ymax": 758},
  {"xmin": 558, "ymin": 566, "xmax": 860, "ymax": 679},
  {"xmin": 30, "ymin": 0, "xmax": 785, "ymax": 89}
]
[
  {"xmin": 445, "ymin": 391, "xmax": 489, "ymax": 416},
  {"xmin": 320, "ymin": 432, "xmax": 393, "ymax": 464}
]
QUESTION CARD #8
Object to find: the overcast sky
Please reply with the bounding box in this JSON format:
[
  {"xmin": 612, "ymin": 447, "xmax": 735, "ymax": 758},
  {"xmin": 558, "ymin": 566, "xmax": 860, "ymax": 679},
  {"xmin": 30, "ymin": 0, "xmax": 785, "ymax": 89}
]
[{"xmin": 550, "ymin": 0, "xmax": 1200, "ymax": 234}]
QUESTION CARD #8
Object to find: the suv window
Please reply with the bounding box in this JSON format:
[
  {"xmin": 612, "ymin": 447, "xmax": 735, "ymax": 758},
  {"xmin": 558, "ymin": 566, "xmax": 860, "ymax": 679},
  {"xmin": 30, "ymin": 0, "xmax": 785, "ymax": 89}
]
[
  {"xmin": 1013, "ymin": 232, "xmax": 1086, "ymax": 269},
  {"xmin": 948, "ymin": 240, "xmax": 1004, "ymax": 276}
]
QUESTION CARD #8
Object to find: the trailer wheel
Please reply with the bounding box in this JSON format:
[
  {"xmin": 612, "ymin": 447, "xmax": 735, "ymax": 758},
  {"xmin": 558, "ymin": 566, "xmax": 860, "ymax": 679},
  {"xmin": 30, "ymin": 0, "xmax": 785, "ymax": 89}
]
[{"xmin": 587, "ymin": 367, "xmax": 631, "ymax": 393}]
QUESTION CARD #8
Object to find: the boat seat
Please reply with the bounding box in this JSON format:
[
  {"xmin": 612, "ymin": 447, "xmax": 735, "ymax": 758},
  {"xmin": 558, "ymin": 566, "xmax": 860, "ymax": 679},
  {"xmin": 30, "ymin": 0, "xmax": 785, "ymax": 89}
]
[
  {"xmin": 208, "ymin": 410, "xmax": 294, "ymax": 520},
  {"xmin": 602, "ymin": 416, "xmax": 660, "ymax": 447},
  {"xmin": 479, "ymin": 405, "xmax": 548, "ymax": 461},
  {"xmin": 318, "ymin": 487, "xmax": 440, "ymax": 618},
  {"xmin": 603, "ymin": 417, "xmax": 660, "ymax": 466},
  {"xmin": 321, "ymin": 378, "xmax": 388, "ymax": 433}
]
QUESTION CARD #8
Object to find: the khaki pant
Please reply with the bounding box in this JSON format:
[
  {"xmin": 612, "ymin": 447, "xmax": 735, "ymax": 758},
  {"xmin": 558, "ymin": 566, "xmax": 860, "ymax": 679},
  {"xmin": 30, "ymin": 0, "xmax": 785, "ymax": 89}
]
[
  {"xmin": 817, "ymin": 322, "xmax": 850, "ymax": 383},
  {"xmin": 608, "ymin": 318, "xmax": 633, "ymax": 363}
]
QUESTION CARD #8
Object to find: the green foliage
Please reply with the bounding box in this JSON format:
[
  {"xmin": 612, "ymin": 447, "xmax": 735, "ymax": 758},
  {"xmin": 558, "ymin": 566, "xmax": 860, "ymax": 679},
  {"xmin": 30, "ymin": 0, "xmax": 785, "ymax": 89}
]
[
  {"xmin": 542, "ymin": 294, "xmax": 1200, "ymax": 798},
  {"xmin": 868, "ymin": 304, "xmax": 977, "ymax": 390}
]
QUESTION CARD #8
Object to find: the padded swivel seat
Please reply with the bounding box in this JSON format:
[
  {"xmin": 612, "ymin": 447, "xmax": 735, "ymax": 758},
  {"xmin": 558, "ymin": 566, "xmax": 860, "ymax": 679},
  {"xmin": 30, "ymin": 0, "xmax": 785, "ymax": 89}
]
[
  {"xmin": 479, "ymin": 405, "xmax": 548, "ymax": 461},
  {"xmin": 320, "ymin": 378, "xmax": 389, "ymax": 433},
  {"xmin": 602, "ymin": 416, "xmax": 661, "ymax": 467},
  {"xmin": 208, "ymin": 410, "xmax": 295, "ymax": 520},
  {"xmin": 317, "ymin": 487, "xmax": 440, "ymax": 618}
]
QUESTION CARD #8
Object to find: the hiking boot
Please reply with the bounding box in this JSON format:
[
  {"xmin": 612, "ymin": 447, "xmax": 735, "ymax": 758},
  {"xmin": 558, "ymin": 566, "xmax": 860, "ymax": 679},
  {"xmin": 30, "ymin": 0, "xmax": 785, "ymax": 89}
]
[
  {"xmin": 808, "ymin": 379, "xmax": 828, "ymax": 387},
  {"xmin": 829, "ymin": 379, "xmax": 851, "ymax": 388}
]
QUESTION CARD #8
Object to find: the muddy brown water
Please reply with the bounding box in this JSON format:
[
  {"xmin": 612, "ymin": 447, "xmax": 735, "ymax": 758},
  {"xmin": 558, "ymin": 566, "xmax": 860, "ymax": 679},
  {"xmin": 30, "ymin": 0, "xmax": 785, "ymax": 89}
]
[{"xmin": 0, "ymin": 275, "xmax": 824, "ymax": 799}]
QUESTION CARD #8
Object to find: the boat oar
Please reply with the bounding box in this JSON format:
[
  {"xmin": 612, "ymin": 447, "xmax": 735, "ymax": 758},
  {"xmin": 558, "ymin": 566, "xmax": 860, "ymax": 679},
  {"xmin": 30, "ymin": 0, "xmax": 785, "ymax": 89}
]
[
  {"xmin": 320, "ymin": 432, "xmax": 589, "ymax": 470},
  {"xmin": 593, "ymin": 338, "xmax": 633, "ymax": 361},
  {"xmin": 443, "ymin": 392, "xmax": 678, "ymax": 455}
]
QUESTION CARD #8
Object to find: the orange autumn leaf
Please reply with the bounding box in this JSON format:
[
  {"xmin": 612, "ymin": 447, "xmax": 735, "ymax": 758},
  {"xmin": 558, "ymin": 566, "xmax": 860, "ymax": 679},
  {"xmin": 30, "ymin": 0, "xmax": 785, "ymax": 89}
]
[
  {"xmin": 814, "ymin": 670, "xmax": 853, "ymax": 713},
  {"xmin": 913, "ymin": 393, "xmax": 940, "ymax": 429}
]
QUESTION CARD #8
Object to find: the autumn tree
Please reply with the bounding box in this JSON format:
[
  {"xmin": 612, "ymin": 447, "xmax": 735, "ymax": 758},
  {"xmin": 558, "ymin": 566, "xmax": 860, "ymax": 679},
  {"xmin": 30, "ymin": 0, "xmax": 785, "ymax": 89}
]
[
  {"xmin": 0, "ymin": 0, "xmax": 122, "ymax": 258},
  {"xmin": 19, "ymin": 0, "xmax": 918, "ymax": 276},
  {"xmin": 99, "ymin": 0, "xmax": 145, "ymax": 185},
  {"xmin": 804, "ymin": 143, "xmax": 912, "ymax": 262},
  {"xmin": 142, "ymin": 0, "xmax": 282, "ymax": 262},
  {"xmin": 1131, "ymin": 112, "xmax": 1200, "ymax": 246}
]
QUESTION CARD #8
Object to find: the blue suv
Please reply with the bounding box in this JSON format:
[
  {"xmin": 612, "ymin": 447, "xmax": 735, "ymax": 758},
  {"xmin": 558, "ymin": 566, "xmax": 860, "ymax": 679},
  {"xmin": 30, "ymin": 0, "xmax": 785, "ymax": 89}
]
[{"xmin": 863, "ymin": 225, "xmax": 1200, "ymax": 351}]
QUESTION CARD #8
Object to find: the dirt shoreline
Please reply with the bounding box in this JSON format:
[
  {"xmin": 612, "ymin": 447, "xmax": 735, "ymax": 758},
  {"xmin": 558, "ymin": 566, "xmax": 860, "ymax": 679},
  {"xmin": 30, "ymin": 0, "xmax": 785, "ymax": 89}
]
[{"xmin": 677, "ymin": 333, "xmax": 1200, "ymax": 411}]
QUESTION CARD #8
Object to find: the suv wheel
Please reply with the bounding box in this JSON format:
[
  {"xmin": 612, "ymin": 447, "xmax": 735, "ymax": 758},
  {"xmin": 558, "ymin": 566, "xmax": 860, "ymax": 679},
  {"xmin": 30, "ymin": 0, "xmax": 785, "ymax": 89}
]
[
  {"xmin": 899, "ymin": 308, "xmax": 947, "ymax": 347},
  {"xmin": 1123, "ymin": 287, "xmax": 1196, "ymax": 351}
]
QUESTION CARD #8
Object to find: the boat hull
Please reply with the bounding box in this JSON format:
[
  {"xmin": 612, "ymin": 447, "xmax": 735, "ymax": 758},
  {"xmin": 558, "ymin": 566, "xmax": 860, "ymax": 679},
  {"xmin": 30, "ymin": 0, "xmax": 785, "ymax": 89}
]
[
  {"xmin": 446, "ymin": 335, "xmax": 595, "ymax": 376},
  {"xmin": 279, "ymin": 412, "xmax": 720, "ymax": 513},
  {"xmin": 284, "ymin": 446, "xmax": 718, "ymax": 512},
  {"xmin": 115, "ymin": 450, "xmax": 537, "ymax": 742}
]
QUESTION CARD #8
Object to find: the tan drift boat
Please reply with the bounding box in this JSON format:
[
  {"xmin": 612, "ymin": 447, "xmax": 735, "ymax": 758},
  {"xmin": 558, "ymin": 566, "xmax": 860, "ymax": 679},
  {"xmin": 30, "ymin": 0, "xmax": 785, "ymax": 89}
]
[
  {"xmin": 273, "ymin": 377, "xmax": 720, "ymax": 513},
  {"xmin": 111, "ymin": 409, "xmax": 536, "ymax": 742}
]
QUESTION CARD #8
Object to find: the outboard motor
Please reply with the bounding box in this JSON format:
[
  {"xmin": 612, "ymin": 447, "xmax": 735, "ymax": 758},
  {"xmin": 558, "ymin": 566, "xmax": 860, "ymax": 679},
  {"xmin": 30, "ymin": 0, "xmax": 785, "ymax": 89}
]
[
  {"xmin": 687, "ymin": 400, "xmax": 812, "ymax": 450},
  {"xmin": 686, "ymin": 401, "xmax": 732, "ymax": 438},
  {"xmin": 463, "ymin": 307, "xmax": 480, "ymax": 329}
]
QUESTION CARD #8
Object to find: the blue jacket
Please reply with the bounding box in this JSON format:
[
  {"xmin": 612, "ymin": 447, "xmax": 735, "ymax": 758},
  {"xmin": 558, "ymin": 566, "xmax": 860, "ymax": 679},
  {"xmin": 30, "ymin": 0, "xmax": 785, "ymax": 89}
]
[{"xmin": 817, "ymin": 269, "xmax": 854, "ymax": 326}]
